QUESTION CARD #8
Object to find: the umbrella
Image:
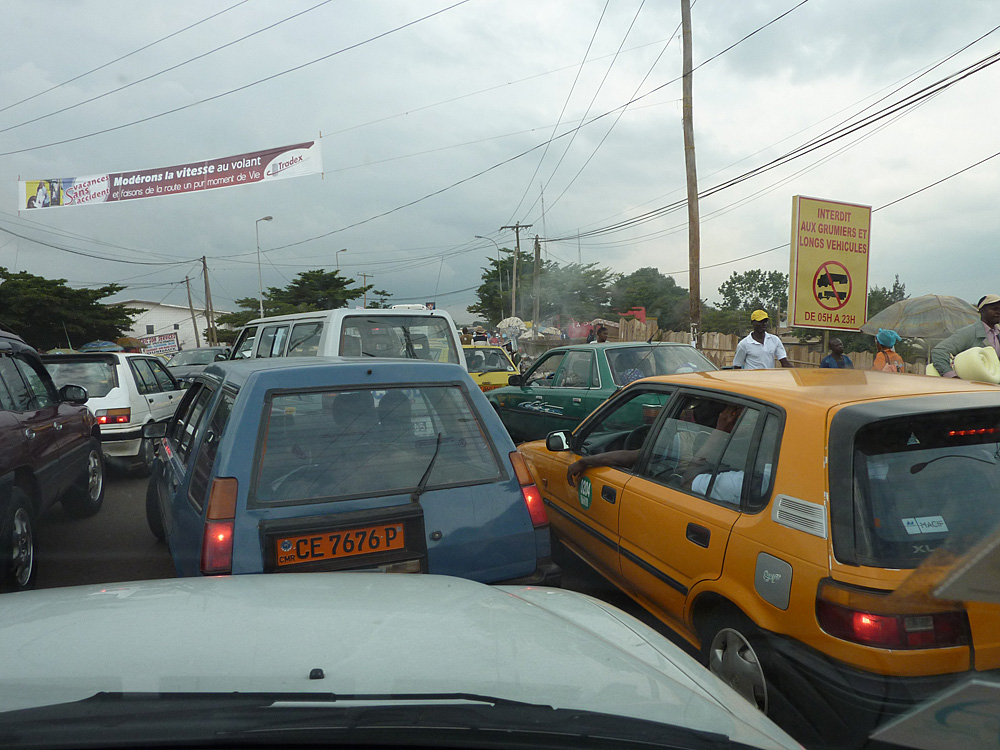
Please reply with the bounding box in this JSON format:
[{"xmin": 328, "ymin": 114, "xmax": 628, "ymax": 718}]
[
  {"xmin": 497, "ymin": 316, "xmax": 526, "ymax": 333},
  {"xmin": 79, "ymin": 340, "xmax": 124, "ymax": 352},
  {"xmin": 116, "ymin": 336, "xmax": 145, "ymax": 349},
  {"xmin": 860, "ymin": 294, "xmax": 978, "ymax": 338},
  {"xmin": 44, "ymin": 348, "xmax": 77, "ymax": 354}
]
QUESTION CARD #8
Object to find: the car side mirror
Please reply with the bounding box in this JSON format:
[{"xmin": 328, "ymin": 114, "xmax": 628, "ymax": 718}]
[
  {"xmin": 545, "ymin": 430, "xmax": 571, "ymax": 452},
  {"xmin": 143, "ymin": 422, "xmax": 168, "ymax": 439},
  {"xmin": 215, "ymin": 352, "xmax": 228, "ymax": 361},
  {"xmin": 508, "ymin": 374, "xmax": 522, "ymax": 386},
  {"xmin": 59, "ymin": 384, "xmax": 88, "ymax": 404}
]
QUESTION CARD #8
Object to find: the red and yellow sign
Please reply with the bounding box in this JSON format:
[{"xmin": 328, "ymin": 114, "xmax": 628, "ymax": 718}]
[{"xmin": 789, "ymin": 196, "xmax": 871, "ymax": 331}]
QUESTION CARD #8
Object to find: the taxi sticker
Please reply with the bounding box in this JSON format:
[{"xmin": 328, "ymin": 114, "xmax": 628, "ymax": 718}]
[
  {"xmin": 578, "ymin": 477, "xmax": 592, "ymax": 510},
  {"xmin": 901, "ymin": 516, "xmax": 949, "ymax": 535}
]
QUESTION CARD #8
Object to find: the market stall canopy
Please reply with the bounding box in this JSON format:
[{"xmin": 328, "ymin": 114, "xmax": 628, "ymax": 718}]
[
  {"xmin": 860, "ymin": 294, "xmax": 978, "ymax": 338},
  {"xmin": 78, "ymin": 340, "xmax": 123, "ymax": 352},
  {"xmin": 116, "ymin": 336, "xmax": 145, "ymax": 349},
  {"xmin": 497, "ymin": 316, "xmax": 526, "ymax": 334}
]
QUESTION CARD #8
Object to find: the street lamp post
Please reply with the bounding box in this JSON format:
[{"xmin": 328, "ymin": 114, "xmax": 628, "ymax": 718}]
[
  {"xmin": 336, "ymin": 248, "xmax": 347, "ymax": 271},
  {"xmin": 255, "ymin": 216, "xmax": 273, "ymax": 318},
  {"xmin": 475, "ymin": 235, "xmax": 503, "ymax": 319}
]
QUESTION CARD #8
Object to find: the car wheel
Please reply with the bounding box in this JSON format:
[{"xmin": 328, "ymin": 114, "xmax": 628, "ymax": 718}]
[
  {"xmin": 701, "ymin": 609, "xmax": 769, "ymax": 713},
  {"xmin": 62, "ymin": 439, "xmax": 106, "ymax": 519},
  {"xmin": 145, "ymin": 466, "xmax": 165, "ymax": 541},
  {"xmin": 131, "ymin": 436, "xmax": 155, "ymax": 478},
  {"xmin": 1, "ymin": 488, "xmax": 37, "ymax": 592}
]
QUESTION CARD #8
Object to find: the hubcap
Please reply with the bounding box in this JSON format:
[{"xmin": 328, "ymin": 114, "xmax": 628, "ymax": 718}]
[
  {"xmin": 10, "ymin": 507, "xmax": 33, "ymax": 588},
  {"xmin": 708, "ymin": 627, "xmax": 768, "ymax": 713},
  {"xmin": 87, "ymin": 450, "xmax": 103, "ymax": 501}
]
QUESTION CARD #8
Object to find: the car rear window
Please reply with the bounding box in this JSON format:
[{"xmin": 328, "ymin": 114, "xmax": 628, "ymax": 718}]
[
  {"xmin": 254, "ymin": 385, "xmax": 503, "ymax": 504},
  {"xmin": 341, "ymin": 315, "xmax": 459, "ymax": 365},
  {"xmin": 45, "ymin": 359, "xmax": 119, "ymax": 399},
  {"xmin": 850, "ymin": 410, "xmax": 1000, "ymax": 568}
]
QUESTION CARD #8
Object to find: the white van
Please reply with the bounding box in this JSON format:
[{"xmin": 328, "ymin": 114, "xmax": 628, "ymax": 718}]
[{"xmin": 228, "ymin": 307, "xmax": 466, "ymax": 370}]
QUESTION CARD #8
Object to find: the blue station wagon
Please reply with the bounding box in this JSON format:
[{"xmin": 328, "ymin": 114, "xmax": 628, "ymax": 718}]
[{"xmin": 144, "ymin": 357, "xmax": 558, "ymax": 585}]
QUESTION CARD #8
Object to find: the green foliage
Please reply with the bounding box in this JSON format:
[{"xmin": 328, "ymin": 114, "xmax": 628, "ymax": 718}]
[
  {"xmin": 718, "ymin": 269, "xmax": 789, "ymax": 315},
  {"xmin": 610, "ymin": 267, "xmax": 689, "ymax": 330},
  {"xmin": 0, "ymin": 268, "xmax": 141, "ymax": 350},
  {"xmin": 215, "ymin": 269, "xmax": 372, "ymax": 330}
]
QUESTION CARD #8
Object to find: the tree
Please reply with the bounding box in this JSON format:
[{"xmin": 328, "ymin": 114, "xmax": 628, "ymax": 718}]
[
  {"xmin": 610, "ymin": 267, "xmax": 689, "ymax": 330},
  {"xmin": 467, "ymin": 248, "xmax": 540, "ymax": 325},
  {"xmin": 215, "ymin": 269, "xmax": 372, "ymax": 331},
  {"xmin": 366, "ymin": 289, "xmax": 393, "ymax": 309},
  {"xmin": 718, "ymin": 269, "xmax": 789, "ymax": 316},
  {"xmin": 0, "ymin": 268, "xmax": 141, "ymax": 350}
]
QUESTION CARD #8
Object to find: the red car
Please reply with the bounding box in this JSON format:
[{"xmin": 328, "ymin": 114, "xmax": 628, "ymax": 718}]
[{"xmin": 0, "ymin": 329, "xmax": 105, "ymax": 592}]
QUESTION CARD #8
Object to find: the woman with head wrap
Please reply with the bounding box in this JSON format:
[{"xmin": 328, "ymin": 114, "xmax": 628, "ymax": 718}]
[{"xmin": 872, "ymin": 328, "xmax": 905, "ymax": 372}]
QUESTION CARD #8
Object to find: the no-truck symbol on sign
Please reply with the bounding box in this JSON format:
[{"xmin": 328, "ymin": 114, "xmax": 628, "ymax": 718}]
[{"xmin": 813, "ymin": 261, "xmax": 852, "ymax": 310}]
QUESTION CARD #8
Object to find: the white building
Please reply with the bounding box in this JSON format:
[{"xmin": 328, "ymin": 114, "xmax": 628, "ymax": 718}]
[{"xmin": 115, "ymin": 299, "xmax": 229, "ymax": 352}]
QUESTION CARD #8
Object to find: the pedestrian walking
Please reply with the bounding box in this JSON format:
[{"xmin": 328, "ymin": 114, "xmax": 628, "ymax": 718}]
[
  {"xmin": 732, "ymin": 310, "xmax": 792, "ymax": 369},
  {"xmin": 820, "ymin": 337, "xmax": 853, "ymax": 369},
  {"xmin": 872, "ymin": 329, "xmax": 905, "ymax": 372}
]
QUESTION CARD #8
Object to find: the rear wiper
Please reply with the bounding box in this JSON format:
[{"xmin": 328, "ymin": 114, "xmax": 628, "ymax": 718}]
[{"xmin": 411, "ymin": 432, "xmax": 442, "ymax": 503}]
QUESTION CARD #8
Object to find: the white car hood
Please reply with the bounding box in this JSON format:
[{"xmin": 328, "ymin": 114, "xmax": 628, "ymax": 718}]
[{"xmin": 0, "ymin": 574, "xmax": 800, "ymax": 749}]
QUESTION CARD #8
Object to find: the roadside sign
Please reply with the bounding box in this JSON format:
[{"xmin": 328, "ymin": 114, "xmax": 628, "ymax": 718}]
[
  {"xmin": 789, "ymin": 196, "xmax": 871, "ymax": 331},
  {"xmin": 139, "ymin": 332, "xmax": 180, "ymax": 355}
]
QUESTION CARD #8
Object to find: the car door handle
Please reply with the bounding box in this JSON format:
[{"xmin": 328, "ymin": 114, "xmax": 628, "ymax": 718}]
[
  {"xmin": 601, "ymin": 485, "xmax": 616, "ymax": 504},
  {"xmin": 686, "ymin": 523, "xmax": 711, "ymax": 548},
  {"xmin": 572, "ymin": 398, "xmax": 582, "ymax": 404}
]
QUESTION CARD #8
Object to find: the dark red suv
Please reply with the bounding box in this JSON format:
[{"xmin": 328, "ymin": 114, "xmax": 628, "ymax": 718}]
[{"xmin": 0, "ymin": 329, "xmax": 105, "ymax": 592}]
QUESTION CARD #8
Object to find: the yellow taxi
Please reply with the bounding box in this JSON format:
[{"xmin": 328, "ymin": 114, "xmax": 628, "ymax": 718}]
[
  {"xmin": 463, "ymin": 344, "xmax": 518, "ymax": 392},
  {"xmin": 518, "ymin": 368, "xmax": 1000, "ymax": 748}
]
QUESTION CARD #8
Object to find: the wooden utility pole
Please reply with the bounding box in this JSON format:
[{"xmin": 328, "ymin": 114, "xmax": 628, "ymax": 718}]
[
  {"xmin": 201, "ymin": 256, "xmax": 217, "ymax": 346},
  {"xmin": 185, "ymin": 276, "xmax": 202, "ymax": 348},
  {"xmin": 532, "ymin": 235, "xmax": 541, "ymax": 328},
  {"xmin": 500, "ymin": 222, "xmax": 531, "ymax": 319},
  {"xmin": 361, "ymin": 272, "xmax": 373, "ymax": 308},
  {"xmin": 681, "ymin": 0, "xmax": 701, "ymax": 347}
]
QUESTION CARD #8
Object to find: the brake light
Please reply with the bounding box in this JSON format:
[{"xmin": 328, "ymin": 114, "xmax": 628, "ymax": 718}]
[
  {"xmin": 816, "ymin": 580, "xmax": 969, "ymax": 649},
  {"xmin": 200, "ymin": 478, "xmax": 238, "ymax": 575},
  {"xmin": 510, "ymin": 452, "xmax": 548, "ymax": 528},
  {"xmin": 95, "ymin": 408, "xmax": 130, "ymax": 425}
]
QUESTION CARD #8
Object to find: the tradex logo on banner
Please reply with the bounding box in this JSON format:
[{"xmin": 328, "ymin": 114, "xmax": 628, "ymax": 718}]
[{"xmin": 18, "ymin": 141, "xmax": 323, "ymax": 210}]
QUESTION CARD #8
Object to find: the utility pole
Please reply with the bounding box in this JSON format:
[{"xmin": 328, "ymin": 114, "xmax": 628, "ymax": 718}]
[
  {"xmin": 532, "ymin": 235, "xmax": 541, "ymax": 329},
  {"xmin": 681, "ymin": 0, "xmax": 701, "ymax": 348},
  {"xmin": 201, "ymin": 256, "xmax": 216, "ymax": 346},
  {"xmin": 500, "ymin": 222, "xmax": 531, "ymax": 319},
  {"xmin": 185, "ymin": 276, "xmax": 201, "ymax": 348},
  {"xmin": 361, "ymin": 272, "xmax": 373, "ymax": 308}
]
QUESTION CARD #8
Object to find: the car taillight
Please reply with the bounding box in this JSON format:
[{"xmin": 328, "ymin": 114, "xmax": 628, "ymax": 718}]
[
  {"xmin": 816, "ymin": 579, "xmax": 969, "ymax": 649},
  {"xmin": 200, "ymin": 477, "xmax": 237, "ymax": 575},
  {"xmin": 95, "ymin": 408, "xmax": 130, "ymax": 425},
  {"xmin": 509, "ymin": 451, "xmax": 548, "ymax": 528}
]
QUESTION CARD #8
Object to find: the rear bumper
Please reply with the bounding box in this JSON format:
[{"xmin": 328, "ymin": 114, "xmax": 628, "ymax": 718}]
[
  {"xmin": 498, "ymin": 557, "xmax": 561, "ymax": 587},
  {"xmin": 98, "ymin": 428, "xmax": 142, "ymax": 458}
]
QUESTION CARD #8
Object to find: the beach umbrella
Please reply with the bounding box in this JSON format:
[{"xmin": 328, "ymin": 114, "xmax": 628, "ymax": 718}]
[
  {"xmin": 860, "ymin": 294, "xmax": 978, "ymax": 338},
  {"xmin": 79, "ymin": 340, "xmax": 124, "ymax": 352},
  {"xmin": 116, "ymin": 336, "xmax": 145, "ymax": 349}
]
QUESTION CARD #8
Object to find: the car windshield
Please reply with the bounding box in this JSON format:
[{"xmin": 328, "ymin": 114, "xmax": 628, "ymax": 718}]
[
  {"xmin": 850, "ymin": 410, "xmax": 1000, "ymax": 568},
  {"xmin": 166, "ymin": 349, "xmax": 221, "ymax": 366},
  {"xmin": 44, "ymin": 359, "xmax": 118, "ymax": 398},
  {"xmin": 608, "ymin": 345, "xmax": 716, "ymax": 386},
  {"xmin": 342, "ymin": 316, "xmax": 459, "ymax": 365},
  {"xmin": 464, "ymin": 346, "xmax": 516, "ymax": 373},
  {"xmin": 255, "ymin": 385, "xmax": 502, "ymax": 503}
]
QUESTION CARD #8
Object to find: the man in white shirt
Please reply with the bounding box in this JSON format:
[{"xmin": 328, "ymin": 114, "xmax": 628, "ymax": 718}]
[{"xmin": 732, "ymin": 310, "xmax": 792, "ymax": 369}]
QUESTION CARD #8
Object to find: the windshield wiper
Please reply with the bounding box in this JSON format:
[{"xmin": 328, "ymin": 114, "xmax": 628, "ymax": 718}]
[
  {"xmin": 411, "ymin": 432, "xmax": 442, "ymax": 503},
  {"xmin": 400, "ymin": 325, "xmax": 418, "ymax": 359}
]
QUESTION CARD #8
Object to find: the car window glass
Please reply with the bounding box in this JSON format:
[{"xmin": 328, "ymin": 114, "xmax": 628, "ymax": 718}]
[
  {"xmin": 130, "ymin": 358, "xmax": 159, "ymax": 394},
  {"xmin": 341, "ymin": 315, "xmax": 459, "ymax": 364},
  {"xmin": 255, "ymin": 385, "xmax": 502, "ymax": 505},
  {"xmin": 233, "ymin": 327, "xmax": 258, "ymax": 359},
  {"xmin": 0, "ymin": 369, "xmax": 14, "ymax": 410},
  {"xmin": 577, "ymin": 388, "xmax": 672, "ymax": 457},
  {"xmin": 177, "ymin": 387, "xmax": 214, "ymax": 461},
  {"xmin": 747, "ymin": 412, "xmax": 781, "ymax": 511},
  {"xmin": 188, "ymin": 390, "xmax": 235, "ymax": 510},
  {"xmin": 0, "ymin": 357, "xmax": 33, "ymax": 411},
  {"xmin": 45, "ymin": 359, "xmax": 118, "ymax": 398},
  {"xmin": 13, "ymin": 357, "xmax": 56, "ymax": 409},
  {"xmin": 147, "ymin": 359, "xmax": 177, "ymax": 391},
  {"xmin": 256, "ymin": 326, "xmax": 289, "ymax": 358},
  {"xmin": 286, "ymin": 322, "xmax": 323, "ymax": 357},
  {"xmin": 168, "ymin": 383, "xmax": 203, "ymax": 440},
  {"xmin": 523, "ymin": 352, "xmax": 566, "ymax": 387},
  {"xmin": 554, "ymin": 350, "xmax": 595, "ymax": 388}
]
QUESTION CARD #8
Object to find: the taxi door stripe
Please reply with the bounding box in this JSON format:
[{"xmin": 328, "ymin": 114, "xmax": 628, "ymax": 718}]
[{"xmin": 543, "ymin": 498, "xmax": 619, "ymax": 552}]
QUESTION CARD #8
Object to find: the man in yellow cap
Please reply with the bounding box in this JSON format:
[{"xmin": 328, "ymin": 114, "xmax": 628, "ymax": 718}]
[
  {"xmin": 732, "ymin": 310, "xmax": 792, "ymax": 369},
  {"xmin": 931, "ymin": 294, "xmax": 1000, "ymax": 378}
]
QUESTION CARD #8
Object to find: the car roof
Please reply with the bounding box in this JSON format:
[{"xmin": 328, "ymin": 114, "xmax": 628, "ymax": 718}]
[
  {"xmin": 201, "ymin": 356, "xmax": 470, "ymax": 390},
  {"xmin": 635, "ymin": 368, "xmax": 1000, "ymax": 410},
  {"xmin": 244, "ymin": 307, "xmax": 453, "ymax": 325}
]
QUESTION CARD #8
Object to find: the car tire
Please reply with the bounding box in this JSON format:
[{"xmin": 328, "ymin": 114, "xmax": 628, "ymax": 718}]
[
  {"xmin": 1, "ymin": 488, "xmax": 37, "ymax": 592},
  {"xmin": 145, "ymin": 466, "xmax": 165, "ymax": 542},
  {"xmin": 62, "ymin": 439, "xmax": 106, "ymax": 519},
  {"xmin": 131, "ymin": 435, "xmax": 156, "ymax": 478},
  {"xmin": 700, "ymin": 608, "xmax": 770, "ymax": 714}
]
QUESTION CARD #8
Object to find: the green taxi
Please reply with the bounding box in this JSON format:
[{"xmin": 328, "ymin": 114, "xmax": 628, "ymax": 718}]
[{"xmin": 487, "ymin": 342, "xmax": 716, "ymax": 442}]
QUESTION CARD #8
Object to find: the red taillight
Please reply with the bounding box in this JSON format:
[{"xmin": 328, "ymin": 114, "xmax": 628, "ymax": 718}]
[
  {"xmin": 510, "ymin": 451, "xmax": 548, "ymax": 528},
  {"xmin": 200, "ymin": 477, "xmax": 237, "ymax": 575},
  {"xmin": 96, "ymin": 408, "xmax": 130, "ymax": 424},
  {"xmin": 816, "ymin": 580, "xmax": 969, "ymax": 650}
]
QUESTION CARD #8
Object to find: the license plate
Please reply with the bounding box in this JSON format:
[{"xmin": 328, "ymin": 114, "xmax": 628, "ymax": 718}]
[{"xmin": 274, "ymin": 523, "xmax": 406, "ymax": 568}]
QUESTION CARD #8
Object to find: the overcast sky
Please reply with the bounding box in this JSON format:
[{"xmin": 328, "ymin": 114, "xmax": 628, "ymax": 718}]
[{"xmin": 2, "ymin": 0, "xmax": 999, "ymax": 325}]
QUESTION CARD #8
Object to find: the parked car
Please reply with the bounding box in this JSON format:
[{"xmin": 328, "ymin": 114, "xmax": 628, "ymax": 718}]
[
  {"xmin": 487, "ymin": 342, "xmax": 717, "ymax": 442},
  {"xmin": 463, "ymin": 344, "xmax": 518, "ymax": 392},
  {"xmin": 518, "ymin": 367, "xmax": 1000, "ymax": 748},
  {"xmin": 42, "ymin": 352, "xmax": 182, "ymax": 476},
  {"xmin": 0, "ymin": 329, "xmax": 104, "ymax": 592},
  {"xmin": 164, "ymin": 346, "xmax": 229, "ymax": 385},
  {"xmin": 229, "ymin": 306, "xmax": 467, "ymax": 369},
  {"xmin": 0, "ymin": 573, "xmax": 800, "ymax": 749},
  {"xmin": 144, "ymin": 357, "xmax": 559, "ymax": 585}
]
